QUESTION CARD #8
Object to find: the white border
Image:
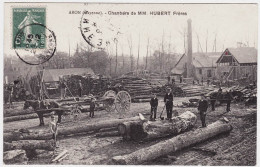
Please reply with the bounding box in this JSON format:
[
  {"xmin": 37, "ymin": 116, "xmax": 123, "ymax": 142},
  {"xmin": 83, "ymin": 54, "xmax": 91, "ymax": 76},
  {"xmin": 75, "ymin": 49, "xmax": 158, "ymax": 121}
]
[{"xmin": 0, "ymin": 1, "xmax": 259, "ymax": 167}]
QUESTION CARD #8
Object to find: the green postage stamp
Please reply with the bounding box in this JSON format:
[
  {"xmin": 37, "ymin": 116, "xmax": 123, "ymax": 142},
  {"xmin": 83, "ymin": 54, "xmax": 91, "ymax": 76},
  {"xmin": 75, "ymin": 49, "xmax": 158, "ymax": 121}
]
[{"xmin": 13, "ymin": 8, "xmax": 46, "ymax": 49}]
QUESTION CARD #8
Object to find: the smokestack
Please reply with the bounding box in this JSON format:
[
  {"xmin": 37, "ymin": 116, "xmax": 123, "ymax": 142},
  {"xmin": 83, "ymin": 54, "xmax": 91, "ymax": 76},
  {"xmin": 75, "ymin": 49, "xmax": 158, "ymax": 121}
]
[{"xmin": 187, "ymin": 19, "xmax": 193, "ymax": 78}]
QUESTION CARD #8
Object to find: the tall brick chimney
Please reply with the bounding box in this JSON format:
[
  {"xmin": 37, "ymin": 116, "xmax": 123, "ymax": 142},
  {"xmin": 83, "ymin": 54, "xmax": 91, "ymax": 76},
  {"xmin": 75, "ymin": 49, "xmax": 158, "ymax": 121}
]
[{"xmin": 187, "ymin": 19, "xmax": 193, "ymax": 78}]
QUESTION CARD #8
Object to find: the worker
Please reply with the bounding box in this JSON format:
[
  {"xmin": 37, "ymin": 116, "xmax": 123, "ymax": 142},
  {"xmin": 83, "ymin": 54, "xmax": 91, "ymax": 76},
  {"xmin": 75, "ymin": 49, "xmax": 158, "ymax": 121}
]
[
  {"xmin": 150, "ymin": 94, "xmax": 158, "ymax": 121},
  {"xmin": 210, "ymin": 93, "xmax": 216, "ymax": 111},
  {"xmin": 226, "ymin": 90, "xmax": 233, "ymax": 112},
  {"xmin": 50, "ymin": 114, "xmax": 59, "ymax": 147},
  {"xmin": 164, "ymin": 88, "xmax": 174, "ymax": 120},
  {"xmin": 180, "ymin": 75, "xmax": 183, "ymax": 83},
  {"xmin": 78, "ymin": 80, "xmax": 83, "ymax": 97},
  {"xmin": 89, "ymin": 97, "xmax": 96, "ymax": 118},
  {"xmin": 167, "ymin": 75, "xmax": 171, "ymax": 84},
  {"xmin": 171, "ymin": 77, "xmax": 175, "ymax": 85},
  {"xmin": 201, "ymin": 77, "xmax": 204, "ymax": 85},
  {"xmin": 207, "ymin": 79, "xmax": 210, "ymax": 86},
  {"xmin": 198, "ymin": 94, "xmax": 208, "ymax": 128},
  {"xmin": 59, "ymin": 78, "xmax": 66, "ymax": 99}
]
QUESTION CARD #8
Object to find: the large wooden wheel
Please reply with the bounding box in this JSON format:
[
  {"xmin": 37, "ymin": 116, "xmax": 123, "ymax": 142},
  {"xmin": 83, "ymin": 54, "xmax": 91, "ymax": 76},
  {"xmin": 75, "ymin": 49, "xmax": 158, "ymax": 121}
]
[
  {"xmin": 103, "ymin": 90, "xmax": 116, "ymax": 112},
  {"xmin": 115, "ymin": 91, "xmax": 131, "ymax": 113}
]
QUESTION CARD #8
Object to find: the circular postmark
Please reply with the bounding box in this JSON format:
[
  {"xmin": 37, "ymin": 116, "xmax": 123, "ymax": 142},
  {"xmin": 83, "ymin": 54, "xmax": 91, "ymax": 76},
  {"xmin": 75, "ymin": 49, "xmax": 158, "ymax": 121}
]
[
  {"xmin": 80, "ymin": 11, "xmax": 120, "ymax": 49},
  {"xmin": 13, "ymin": 23, "xmax": 56, "ymax": 65}
]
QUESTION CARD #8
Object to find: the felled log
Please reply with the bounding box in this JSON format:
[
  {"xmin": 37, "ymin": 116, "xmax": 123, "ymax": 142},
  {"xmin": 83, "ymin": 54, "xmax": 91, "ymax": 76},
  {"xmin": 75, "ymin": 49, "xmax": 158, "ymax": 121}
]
[
  {"xmin": 4, "ymin": 140, "xmax": 55, "ymax": 151},
  {"xmin": 4, "ymin": 116, "xmax": 141, "ymax": 141},
  {"xmin": 4, "ymin": 113, "xmax": 38, "ymax": 122},
  {"xmin": 112, "ymin": 119, "xmax": 232, "ymax": 165},
  {"xmin": 117, "ymin": 111, "xmax": 197, "ymax": 141},
  {"xmin": 35, "ymin": 149, "xmax": 54, "ymax": 158},
  {"xmin": 95, "ymin": 131, "xmax": 120, "ymax": 137},
  {"xmin": 4, "ymin": 108, "xmax": 34, "ymax": 117},
  {"xmin": 3, "ymin": 149, "xmax": 28, "ymax": 164}
]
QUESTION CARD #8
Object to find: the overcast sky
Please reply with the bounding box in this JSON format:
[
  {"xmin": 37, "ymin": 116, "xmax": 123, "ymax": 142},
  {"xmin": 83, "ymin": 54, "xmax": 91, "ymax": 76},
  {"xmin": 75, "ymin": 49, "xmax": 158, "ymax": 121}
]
[{"xmin": 4, "ymin": 3, "xmax": 258, "ymax": 59}]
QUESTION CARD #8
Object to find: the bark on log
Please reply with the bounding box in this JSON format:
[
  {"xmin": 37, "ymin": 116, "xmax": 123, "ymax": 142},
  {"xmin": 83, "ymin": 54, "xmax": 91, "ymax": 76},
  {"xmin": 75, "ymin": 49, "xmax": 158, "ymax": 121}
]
[
  {"xmin": 118, "ymin": 111, "xmax": 197, "ymax": 141},
  {"xmin": 112, "ymin": 119, "xmax": 232, "ymax": 165},
  {"xmin": 3, "ymin": 149, "xmax": 28, "ymax": 165},
  {"xmin": 4, "ymin": 113, "xmax": 51, "ymax": 122},
  {"xmin": 4, "ymin": 109, "xmax": 35, "ymax": 117},
  {"xmin": 4, "ymin": 116, "xmax": 141, "ymax": 141},
  {"xmin": 4, "ymin": 140, "xmax": 55, "ymax": 151},
  {"xmin": 95, "ymin": 131, "xmax": 120, "ymax": 137}
]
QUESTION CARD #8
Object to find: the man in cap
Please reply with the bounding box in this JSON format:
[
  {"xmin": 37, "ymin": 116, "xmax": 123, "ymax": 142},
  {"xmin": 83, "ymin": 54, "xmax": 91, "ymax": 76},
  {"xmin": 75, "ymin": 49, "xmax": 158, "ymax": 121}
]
[
  {"xmin": 164, "ymin": 88, "xmax": 174, "ymax": 119},
  {"xmin": 198, "ymin": 94, "xmax": 208, "ymax": 127},
  {"xmin": 150, "ymin": 93, "xmax": 158, "ymax": 121}
]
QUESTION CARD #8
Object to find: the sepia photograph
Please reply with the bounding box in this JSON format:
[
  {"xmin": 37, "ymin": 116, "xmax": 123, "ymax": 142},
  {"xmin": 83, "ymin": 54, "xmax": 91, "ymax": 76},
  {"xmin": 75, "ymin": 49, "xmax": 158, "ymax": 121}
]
[{"xmin": 2, "ymin": 1, "xmax": 258, "ymax": 165}]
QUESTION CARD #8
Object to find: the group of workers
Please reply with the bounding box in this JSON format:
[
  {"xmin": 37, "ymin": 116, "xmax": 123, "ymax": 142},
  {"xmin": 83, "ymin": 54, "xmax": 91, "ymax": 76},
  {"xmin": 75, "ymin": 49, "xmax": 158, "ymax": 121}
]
[{"xmin": 150, "ymin": 87, "xmax": 233, "ymax": 128}]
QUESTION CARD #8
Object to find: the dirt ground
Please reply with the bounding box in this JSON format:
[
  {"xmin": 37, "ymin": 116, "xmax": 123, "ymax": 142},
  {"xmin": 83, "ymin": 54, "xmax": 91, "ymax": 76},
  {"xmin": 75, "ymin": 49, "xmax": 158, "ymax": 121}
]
[{"xmin": 4, "ymin": 97, "xmax": 257, "ymax": 165}]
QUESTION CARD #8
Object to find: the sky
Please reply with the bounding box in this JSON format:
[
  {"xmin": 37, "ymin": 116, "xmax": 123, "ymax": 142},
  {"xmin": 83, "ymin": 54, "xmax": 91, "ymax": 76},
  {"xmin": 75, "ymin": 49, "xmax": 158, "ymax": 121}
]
[{"xmin": 4, "ymin": 3, "xmax": 258, "ymax": 60}]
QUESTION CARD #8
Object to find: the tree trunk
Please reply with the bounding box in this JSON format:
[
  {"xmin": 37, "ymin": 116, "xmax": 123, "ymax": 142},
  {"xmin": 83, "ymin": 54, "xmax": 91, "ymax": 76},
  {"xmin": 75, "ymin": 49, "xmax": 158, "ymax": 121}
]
[
  {"xmin": 4, "ymin": 113, "xmax": 52, "ymax": 122},
  {"xmin": 4, "ymin": 108, "xmax": 34, "ymax": 117},
  {"xmin": 95, "ymin": 131, "xmax": 120, "ymax": 138},
  {"xmin": 4, "ymin": 140, "xmax": 55, "ymax": 151},
  {"xmin": 112, "ymin": 119, "xmax": 232, "ymax": 165},
  {"xmin": 4, "ymin": 116, "xmax": 141, "ymax": 141},
  {"xmin": 117, "ymin": 111, "xmax": 197, "ymax": 141},
  {"xmin": 3, "ymin": 149, "xmax": 28, "ymax": 165}
]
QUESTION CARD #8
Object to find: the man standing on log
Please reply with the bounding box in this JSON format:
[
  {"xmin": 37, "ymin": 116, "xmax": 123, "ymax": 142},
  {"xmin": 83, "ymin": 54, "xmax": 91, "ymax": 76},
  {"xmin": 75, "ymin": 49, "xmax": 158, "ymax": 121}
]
[
  {"xmin": 150, "ymin": 94, "xmax": 158, "ymax": 121},
  {"xmin": 198, "ymin": 94, "xmax": 208, "ymax": 127},
  {"xmin": 164, "ymin": 88, "xmax": 173, "ymax": 120}
]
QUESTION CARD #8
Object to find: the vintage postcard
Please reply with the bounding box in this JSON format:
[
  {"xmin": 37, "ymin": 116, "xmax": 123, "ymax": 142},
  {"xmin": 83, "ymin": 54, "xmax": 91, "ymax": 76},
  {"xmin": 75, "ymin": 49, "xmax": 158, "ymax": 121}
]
[{"xmin": 2, "ymin": 2, "xmax": 258, "ymax": 166}]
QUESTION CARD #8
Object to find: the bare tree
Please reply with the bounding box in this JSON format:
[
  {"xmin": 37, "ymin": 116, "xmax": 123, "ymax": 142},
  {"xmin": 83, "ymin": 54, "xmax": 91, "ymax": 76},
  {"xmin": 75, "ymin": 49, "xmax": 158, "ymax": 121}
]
[
  {"xmin": 127, "ymin": 35, "xmax": 133, "ymax": 71},
  {"xmin": 145, "ymin": 37, "xmax": 149, "ymax": 70},
  {"xmin": 121, "ymin": 45, "xmax": 125, "ymax": 74},
  {"xmin": 114, "ymin": 39, "xmax": 118, "ymax": 75},
  {"xmin": 137, "ymin": 34, "xmax": 140, "ymax": 70}
]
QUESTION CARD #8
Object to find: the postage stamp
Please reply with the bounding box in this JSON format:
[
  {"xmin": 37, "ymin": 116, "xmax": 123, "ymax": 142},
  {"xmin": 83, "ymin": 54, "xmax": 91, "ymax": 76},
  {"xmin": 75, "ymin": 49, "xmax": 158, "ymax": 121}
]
[
  {"xmin": 12, "ymin": 8, "xmax": 46, "ymax": 49},
  {"xmin": 13, "ymin": 23, "xmax": 56, "ymax": 65}
]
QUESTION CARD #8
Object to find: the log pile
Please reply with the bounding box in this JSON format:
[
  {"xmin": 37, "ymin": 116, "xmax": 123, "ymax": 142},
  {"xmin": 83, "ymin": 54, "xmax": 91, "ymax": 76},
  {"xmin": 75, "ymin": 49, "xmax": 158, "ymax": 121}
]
[
  {"xmin": 181, "ymin": 85, "xmax": 215, "ymax": 97},
  {"xmin": 152, "ymin": 84, "xmax": 185, "ymax": 97},
  {"xmin": 117, "ymin": 111, "xmax": 197, "ymax": 141},
  {"xmin": 65, "ymin": 75, "xmax": 109, "ymax": 96},
  {"xmin": 113, "ymin": 76, "xmax": 153, "ymax": 103},
  {"xmin": 112, "ymin": 118, "xmax": 232, "ymax": 165}
]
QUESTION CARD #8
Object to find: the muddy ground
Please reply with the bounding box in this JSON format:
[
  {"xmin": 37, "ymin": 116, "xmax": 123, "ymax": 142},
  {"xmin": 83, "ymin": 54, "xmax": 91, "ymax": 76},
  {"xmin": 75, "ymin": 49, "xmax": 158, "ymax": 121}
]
[{"xmin": 4, "ymin": 97, "xmax": 256, "ymax": 165}]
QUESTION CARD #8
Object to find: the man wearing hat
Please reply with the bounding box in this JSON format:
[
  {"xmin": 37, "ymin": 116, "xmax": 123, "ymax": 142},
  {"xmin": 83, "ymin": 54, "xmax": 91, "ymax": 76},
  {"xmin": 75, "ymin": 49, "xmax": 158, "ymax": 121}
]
[
  {"xmin": 198, "ymin": 94, "xmax": 208, "ymax": 127},
  {"xmin": 164, "ymin": 88, "xmax": 174, "ymax": 119},
  {"xmin": 78, "ymin": 80, "xmax": 83, "ymax": 97}
]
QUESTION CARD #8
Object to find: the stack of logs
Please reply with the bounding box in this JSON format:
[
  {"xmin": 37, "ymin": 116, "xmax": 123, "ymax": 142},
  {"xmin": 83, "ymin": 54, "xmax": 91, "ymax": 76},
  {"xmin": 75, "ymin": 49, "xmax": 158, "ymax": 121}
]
[
  {"xmin": 113, "ymin": 76, "xmax": 153, "ymax": 103},
  {"xmin": 3, "ymin": 128, "xmax": 55, "ymax": 164},
  {"xmin": 152, "ymin": 84, "xmax": 185, "ymax": 97}
]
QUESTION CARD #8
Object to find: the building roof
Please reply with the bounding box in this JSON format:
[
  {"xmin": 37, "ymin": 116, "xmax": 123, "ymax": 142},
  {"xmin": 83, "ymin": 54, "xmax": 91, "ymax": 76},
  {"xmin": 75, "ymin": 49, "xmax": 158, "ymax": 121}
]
[
  {"xmin": 192, "ymin": 52, "xmax": 221, "ymax": 68},
  {"xmin": 217, "ymin": 47, "xmax": 257, "ymax": 64},
  {"xmin": 43, "ymin": 68, "xmax": 94, "ymax": 82}
]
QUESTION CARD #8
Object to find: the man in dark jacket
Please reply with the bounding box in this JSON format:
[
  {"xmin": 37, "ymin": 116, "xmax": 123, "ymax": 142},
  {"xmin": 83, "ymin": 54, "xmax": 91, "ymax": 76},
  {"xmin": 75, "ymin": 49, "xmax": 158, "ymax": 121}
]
[
  {"xmin": 78, "ymin": 80, "xmax": 83, "ymax": 97},
  {"xmin": 89, "ymin": 98, "xmax": 95, "ymax": 118},
  {"xmin": 226, "ymin": 90, "xmax": 233, "ymax": 112},
  {"xmin": 198, "ymin": 94, "xmax": 208, "ymax": 127},
  {"xmin": 150, "ymin": 94, "xmax": 158, "ymax": 121},
  {"xmin": 164, "ymin": 88, "xmax": 173, "ymax": 119}
]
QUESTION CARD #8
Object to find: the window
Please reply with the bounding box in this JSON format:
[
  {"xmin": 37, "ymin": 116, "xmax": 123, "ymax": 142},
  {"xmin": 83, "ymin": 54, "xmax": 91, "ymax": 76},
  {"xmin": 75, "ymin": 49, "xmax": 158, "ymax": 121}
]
[{"xmin": 207, "ymin": 70, "xmax": 212, "ymax": 77}]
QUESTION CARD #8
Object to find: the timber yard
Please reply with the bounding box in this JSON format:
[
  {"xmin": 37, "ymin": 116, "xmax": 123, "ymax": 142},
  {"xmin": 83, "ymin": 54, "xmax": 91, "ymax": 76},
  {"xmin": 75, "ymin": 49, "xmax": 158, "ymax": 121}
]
[{"xmin": 3, "ymin": 18, "xmax": 257, "ymax": 165}]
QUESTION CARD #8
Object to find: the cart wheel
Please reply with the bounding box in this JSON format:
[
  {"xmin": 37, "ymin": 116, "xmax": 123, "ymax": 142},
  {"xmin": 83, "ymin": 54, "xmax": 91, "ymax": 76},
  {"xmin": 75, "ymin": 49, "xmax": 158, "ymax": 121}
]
[
  {"xmin": 104, "ymin": 99, "xmax": 115, "ymax": 112},
  {"xmin": 115, "ymin": 91, "xmax": 131, "ymax": 113},
  {"xmin": 103, "ymin": 90, "xmax": 116, "ymax": 99}
]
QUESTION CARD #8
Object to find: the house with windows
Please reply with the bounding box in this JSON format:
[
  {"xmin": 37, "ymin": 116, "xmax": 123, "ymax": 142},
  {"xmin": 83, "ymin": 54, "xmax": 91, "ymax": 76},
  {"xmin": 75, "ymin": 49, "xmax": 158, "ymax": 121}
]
[
  {"xmin": 216, "ymin": 47, "xmax": 257, "ymax": 82},
  {"xmin": 171, "ymin": 52, "xmax": 221, "ymax": 81}
]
